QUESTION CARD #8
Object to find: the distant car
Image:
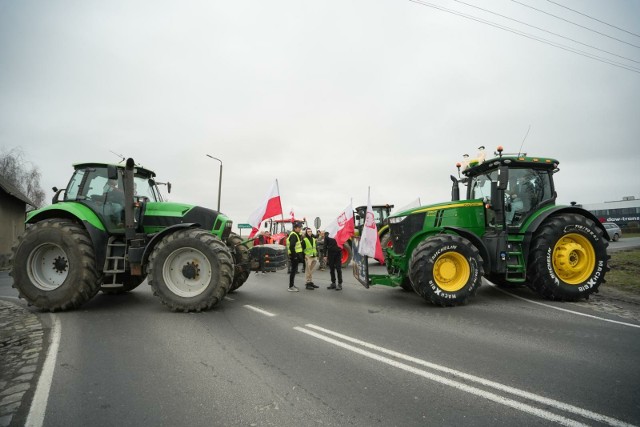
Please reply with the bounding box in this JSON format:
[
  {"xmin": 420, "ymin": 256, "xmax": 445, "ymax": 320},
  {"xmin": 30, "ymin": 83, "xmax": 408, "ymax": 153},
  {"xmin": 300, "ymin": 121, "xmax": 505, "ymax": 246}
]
[{"xmin": 603, "ymin": 222, "xmax": 622, "ymax": 241}]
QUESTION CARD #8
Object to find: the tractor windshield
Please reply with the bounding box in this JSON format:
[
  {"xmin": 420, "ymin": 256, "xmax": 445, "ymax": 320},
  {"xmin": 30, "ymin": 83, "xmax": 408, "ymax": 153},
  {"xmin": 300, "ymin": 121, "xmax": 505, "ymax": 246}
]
[
  {"xmin": 133, "ymin": 176, "xmax": 162, "ymax": 202},
  {"xmin": 64, "ymin": 166, "xmax": 162, "ymax": 232},
  {"xmin": 469, "ymin": 167, "xmax": 554, "ymax": 227},
  {"xmin": 470, "ymin": 171, "xmax": 498, "ymax": 202}
]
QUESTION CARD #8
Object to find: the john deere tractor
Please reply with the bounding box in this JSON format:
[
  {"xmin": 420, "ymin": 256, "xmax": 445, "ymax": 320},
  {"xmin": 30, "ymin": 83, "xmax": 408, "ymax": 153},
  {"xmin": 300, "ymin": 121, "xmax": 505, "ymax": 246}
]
[
  {"xmin": 354, "ymin": 147, "xmax": 609, "ymax": 306},
  {"xmin": 11, "ymin": 158, "xmax": 286, "ymax": 312}
]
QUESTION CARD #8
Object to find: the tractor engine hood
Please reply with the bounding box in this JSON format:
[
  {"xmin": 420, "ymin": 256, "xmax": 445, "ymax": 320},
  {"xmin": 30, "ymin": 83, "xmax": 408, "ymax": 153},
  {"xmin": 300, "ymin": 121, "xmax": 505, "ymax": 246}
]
[{"xmin": 142, "ymin": 202, "xmax": 230, "ymax": 236}]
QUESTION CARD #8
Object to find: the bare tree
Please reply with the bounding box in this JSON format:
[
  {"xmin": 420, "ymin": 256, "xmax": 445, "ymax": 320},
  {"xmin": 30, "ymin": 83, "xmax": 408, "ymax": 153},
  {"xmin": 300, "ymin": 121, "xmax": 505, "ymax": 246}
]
[{"xmin": 0, "ymin": 148, "xmax": 46, "ymax": 208}]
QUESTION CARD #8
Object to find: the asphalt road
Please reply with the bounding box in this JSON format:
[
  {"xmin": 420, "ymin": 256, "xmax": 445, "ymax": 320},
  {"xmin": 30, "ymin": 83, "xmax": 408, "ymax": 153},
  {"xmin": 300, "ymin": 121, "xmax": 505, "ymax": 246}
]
[{"xmin": 1, "ymin": 248, "xmax": 639, "ymax": 427}]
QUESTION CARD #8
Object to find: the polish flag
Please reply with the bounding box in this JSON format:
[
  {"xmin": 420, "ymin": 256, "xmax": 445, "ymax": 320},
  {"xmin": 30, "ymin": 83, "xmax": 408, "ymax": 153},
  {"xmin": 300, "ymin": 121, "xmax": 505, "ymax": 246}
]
[
  {"xmin": 358, "ymin": 190, "xmax": 384, "ymax": 263},
  {"xmin": 247, "ymin": 180, "xmax": 283, "ymax": 238},
  {"xmin": 289, "ymin": 208, "xmax": 295, "ymax": 220},
  {"xmin": 324, "ymin": 202, "xmax": 355, "ymax": 249}
]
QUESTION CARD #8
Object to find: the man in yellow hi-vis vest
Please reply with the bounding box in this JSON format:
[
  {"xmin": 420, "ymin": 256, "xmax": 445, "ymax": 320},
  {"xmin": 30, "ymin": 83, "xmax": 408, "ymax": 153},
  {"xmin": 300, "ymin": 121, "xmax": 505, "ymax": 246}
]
[
  {"xmin": 301, "ymin": 227, "xmax": 319, "ymax": 290},
  {"xmin": 287, "ymin": 222, "xmax": 304, "ymax": 292}
]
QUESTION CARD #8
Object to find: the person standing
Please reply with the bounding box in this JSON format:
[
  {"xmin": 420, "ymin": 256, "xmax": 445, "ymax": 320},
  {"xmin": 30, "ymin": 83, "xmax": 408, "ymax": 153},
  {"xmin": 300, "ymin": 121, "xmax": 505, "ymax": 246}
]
[
  {"xmin": 301, "ymin": 227, "xmax": 319, "ymax": 290},
  {"xmin": 287, "ymin": 222, "xmax": 304, "ymax": 292},
  {"xmin": 323, "ymin": 232, "xmax": 343, "ymax": 290},
  {"xmin": 316, "ymin": 230, "xmax": 326, "ymax": 271}
]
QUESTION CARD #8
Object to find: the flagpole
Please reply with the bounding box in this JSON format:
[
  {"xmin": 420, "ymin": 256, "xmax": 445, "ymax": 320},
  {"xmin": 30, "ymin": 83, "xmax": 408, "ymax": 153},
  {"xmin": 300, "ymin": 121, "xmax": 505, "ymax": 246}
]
[{"xmin": 276, "ymin": 179, "xmax": 285, "ymax": 222}]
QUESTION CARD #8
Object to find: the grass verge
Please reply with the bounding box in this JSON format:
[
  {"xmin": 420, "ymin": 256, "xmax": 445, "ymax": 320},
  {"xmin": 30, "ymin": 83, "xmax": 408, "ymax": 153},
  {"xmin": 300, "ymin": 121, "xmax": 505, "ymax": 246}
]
[{"xmin": 605, "ymin": 249, "xmax": 640, "ymax": 294}]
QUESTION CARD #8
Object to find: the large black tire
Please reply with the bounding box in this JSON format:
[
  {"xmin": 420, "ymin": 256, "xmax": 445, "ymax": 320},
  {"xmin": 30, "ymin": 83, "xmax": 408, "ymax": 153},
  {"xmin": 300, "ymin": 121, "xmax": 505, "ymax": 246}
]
[
  {"xmin": 227, "ymin": 233, "xmax": 250, "ymax": 292},
  {"xmin": 147, "ymin": 229, "xmax": 233, "ymax": 312},
  {"xmin": 409, "ymin": 235, "xmax": 484, "ymax": 306},
  {"xmin": 100, "ymin": 274, "xmax": 146, "ymax": 294},
  {"xmin": 527, "ymin": 214, "xmax": 609, "ymax": 301},
  {"xmin": 10, "ymin": 219, "xmax": 101, "ymax": 311},
  {"xmin": 341, "ymin": 241, "xmax": 353, "ymax": 268}
]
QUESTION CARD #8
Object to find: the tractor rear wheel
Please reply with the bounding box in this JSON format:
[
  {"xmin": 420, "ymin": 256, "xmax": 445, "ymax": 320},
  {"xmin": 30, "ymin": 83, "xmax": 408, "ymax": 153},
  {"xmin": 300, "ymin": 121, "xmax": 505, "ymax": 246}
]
[
  {"xmin": 227, "ymin": 233, "xmax": 250, "ymax": 292},
  {"xmin": 341, "ymin": 241, "xmax": 353, "ymax": 267},
  {"xmin": 409, "ymin": 235, "xmax": 483, "ymax": 306},
  {"xmin": 147, "ymin": 228, "xmax": 233, "ymax": 312},
  {"xmin": 527, "ymin": 214, "xmax": 609, "ymax": 301},
  {"xmin": 10, "ymin": 219, "xmax": 101, "ymax": 311}
]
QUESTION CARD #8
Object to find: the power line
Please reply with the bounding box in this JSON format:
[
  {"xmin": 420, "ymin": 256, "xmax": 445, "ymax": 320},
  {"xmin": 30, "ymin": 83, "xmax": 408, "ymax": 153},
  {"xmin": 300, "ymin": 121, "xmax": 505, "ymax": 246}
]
[
  {"xmin": 546, "ymin": 0, "xmax": 640, "ymax": 39},
  {"xmin": 408, "ymin": 0, "xmax": 640, "ymax": 74},
  {"xmin": 451, "ymin": 0, "xmax": 640, "ymax": 65},
  {"xmin": 512, "ymin": 0, "xmax": 640, "ymax": 49}
]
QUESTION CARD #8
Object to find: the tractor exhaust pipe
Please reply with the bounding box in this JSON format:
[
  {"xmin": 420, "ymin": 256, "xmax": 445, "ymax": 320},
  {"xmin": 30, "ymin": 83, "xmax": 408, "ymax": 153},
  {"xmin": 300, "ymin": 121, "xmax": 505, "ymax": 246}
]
[
  {"xmin": 124, "ymin": 158, "xmax": 136, "ymax": 240},
  {"xmin": 450, "ymin": 175, "xmax": 460, "ymax": 201}
]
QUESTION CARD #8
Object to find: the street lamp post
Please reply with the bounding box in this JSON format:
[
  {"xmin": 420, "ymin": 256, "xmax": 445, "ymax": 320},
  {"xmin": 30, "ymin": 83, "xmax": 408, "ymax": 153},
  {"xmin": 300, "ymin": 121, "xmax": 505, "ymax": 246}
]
[{"xmin": 206, "ymin": 154, "xmax": 223, "ymax": 212}]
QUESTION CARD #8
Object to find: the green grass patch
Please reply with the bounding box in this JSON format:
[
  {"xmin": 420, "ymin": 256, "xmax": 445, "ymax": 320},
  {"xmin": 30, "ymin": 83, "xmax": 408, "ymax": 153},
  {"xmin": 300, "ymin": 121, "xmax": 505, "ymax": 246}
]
[{"xmin": 606, "ymin": 249, "xmax": 640, "ymax": 294}]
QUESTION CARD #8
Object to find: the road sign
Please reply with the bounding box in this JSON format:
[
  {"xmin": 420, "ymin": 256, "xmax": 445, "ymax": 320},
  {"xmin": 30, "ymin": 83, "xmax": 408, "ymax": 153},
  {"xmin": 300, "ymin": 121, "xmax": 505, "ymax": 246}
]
[{"xmin": 237, "ymin": 223, "xmax": 253, "ymax": 229}]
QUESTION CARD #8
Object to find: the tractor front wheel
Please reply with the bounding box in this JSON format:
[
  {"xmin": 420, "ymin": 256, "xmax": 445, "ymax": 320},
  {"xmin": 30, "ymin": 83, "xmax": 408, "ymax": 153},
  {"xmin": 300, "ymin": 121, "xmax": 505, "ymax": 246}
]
[
  {"xmin": 409, "ymin": 235, "xmax": 483, "ymax": 306},
  {"xmin": 148, "ymin": 229, "xmax": 233, "ymax": 312},
  {"xmin": 527, "ymin": 214, "xmax": 609, "ymax": 301},
  {"xmin": 10, "ymin": 219, "xmax": 101, "ymax": 311}
]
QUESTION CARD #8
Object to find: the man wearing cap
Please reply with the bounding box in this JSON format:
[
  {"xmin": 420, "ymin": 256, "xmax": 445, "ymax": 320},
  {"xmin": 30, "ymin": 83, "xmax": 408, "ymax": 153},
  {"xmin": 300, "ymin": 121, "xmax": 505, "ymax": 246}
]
[{"xmin": 286, "ymin": 222, "xmax": 304, "ymax": 292}]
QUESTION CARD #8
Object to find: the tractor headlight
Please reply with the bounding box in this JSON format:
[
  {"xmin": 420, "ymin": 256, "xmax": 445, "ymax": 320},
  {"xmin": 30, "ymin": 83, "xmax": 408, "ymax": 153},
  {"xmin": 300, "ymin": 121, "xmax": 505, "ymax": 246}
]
[{"xmin": 388, "ymin": 216, "xmax": 407, "ymax": 224}]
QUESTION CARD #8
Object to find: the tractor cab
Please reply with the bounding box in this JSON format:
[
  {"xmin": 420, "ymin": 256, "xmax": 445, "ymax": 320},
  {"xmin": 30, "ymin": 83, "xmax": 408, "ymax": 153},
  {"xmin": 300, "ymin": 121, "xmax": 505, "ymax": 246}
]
[
  {"xmin": 463, "ymin": 150, "xmax": 558, "ymax": 230},
  {"xmin": 63, "ymin": 163, "xmax": 163, "ymax": 233},
  {"xmin": 353, "ymin": 204, "xmax": 394, "ymax": 236}
]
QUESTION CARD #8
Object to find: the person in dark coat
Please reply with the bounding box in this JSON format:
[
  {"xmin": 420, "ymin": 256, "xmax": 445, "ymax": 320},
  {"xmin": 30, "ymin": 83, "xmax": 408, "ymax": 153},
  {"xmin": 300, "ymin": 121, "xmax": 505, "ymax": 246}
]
[{"xmin": 322, "ymin": 232, "xmax": 343, "ymax": 290}]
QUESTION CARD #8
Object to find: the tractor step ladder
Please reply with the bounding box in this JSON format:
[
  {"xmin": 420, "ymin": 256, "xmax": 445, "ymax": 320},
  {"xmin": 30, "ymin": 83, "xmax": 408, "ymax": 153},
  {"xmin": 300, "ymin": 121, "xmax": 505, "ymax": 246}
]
[
  {"xmin": 505, "ymin": 243, "xmax": 526, "ymax": 283},
  {"xmin": 102, "ymin": 237, "xmax": 127, "ymax": 287}
]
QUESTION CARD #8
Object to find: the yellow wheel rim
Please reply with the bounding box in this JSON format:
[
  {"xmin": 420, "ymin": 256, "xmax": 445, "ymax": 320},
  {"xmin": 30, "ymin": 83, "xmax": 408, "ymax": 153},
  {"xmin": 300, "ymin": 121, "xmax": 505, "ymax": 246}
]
[
  {"xmin": 552, "ymin": 233, "xmax": 595, "ymax": 285},
  {"xmin": 433, "ymin": 252, "xmax": 469, "ymax": 292}
]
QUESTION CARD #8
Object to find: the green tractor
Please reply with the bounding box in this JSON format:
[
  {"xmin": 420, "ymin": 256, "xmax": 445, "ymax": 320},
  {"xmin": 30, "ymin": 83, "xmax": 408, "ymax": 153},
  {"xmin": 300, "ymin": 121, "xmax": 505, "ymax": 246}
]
[
  {"xmin": 10, "ymin": 158, "xmax": 286, "ymax": 312},
  {"xmin": 354, "ymin": 147, "xmax": 609, "ymax": 306}
]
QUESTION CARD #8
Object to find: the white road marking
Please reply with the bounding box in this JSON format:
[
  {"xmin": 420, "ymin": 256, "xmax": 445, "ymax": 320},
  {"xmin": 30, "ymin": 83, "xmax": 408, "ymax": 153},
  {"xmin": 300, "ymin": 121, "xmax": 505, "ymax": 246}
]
[
  {"xmin": 298, "ymin": 324, "xmax": 634, "ymax": 427},
  {"xmin": 244, "ymin": 304, "xmax": 276, "ymax": 317},
  {"xmin": 486, "ymin": 283, "xmax": 640, "ymax": 329},
  {"xmin": 25, "ymin": 314, "xmax": 61, "ymax": 427}
]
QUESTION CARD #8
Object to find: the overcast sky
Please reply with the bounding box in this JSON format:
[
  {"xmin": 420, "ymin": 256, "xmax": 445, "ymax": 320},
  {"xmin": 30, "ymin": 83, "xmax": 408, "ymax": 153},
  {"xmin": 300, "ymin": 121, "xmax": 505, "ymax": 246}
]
[{"xmin": 1, "ymin": 0, "xmax": 638, "ymax": 232}]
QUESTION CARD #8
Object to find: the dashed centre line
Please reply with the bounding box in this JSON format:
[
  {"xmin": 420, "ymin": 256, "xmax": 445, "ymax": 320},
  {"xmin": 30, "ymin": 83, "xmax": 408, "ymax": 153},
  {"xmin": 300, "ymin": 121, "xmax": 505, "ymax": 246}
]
[{"xmin": 243, "ymin": 304, "xmax": 276, "ymax": 317}]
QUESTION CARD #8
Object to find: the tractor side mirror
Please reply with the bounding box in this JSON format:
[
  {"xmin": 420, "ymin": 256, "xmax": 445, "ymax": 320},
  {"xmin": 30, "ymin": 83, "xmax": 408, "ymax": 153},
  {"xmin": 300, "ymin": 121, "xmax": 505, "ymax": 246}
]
[
  {"xmin": 167, "ymin": 182, "xmax": 172, "ymax": 193},
  {"xmin": 107, "ymin": 165, "xmax": 118, "ymax": 180},
  {"xmin": 497, "ymin": 166, "xmax": 509, "ymax": 190}
]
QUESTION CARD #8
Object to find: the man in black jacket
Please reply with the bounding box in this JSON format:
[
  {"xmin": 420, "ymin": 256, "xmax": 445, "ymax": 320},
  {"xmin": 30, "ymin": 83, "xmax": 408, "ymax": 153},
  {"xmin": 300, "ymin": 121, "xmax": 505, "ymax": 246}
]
[
  {"xmin": 322, "ymin": 233, "xmax": 343, "ymax": 290},
  {"xmin": 287, "ymin": 222, "xmax": 304, "ymax": 292}
]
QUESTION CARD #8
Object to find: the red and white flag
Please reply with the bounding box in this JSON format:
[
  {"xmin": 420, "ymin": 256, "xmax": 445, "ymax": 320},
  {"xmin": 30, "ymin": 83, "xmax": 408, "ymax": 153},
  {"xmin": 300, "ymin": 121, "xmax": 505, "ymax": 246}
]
[
  {"xmin": 247, "ymin": 180, "xmax": 283, "ymax": 238},
  {"xmin": 358, "ymin": 189, "xmax": 384, "ymax": 263},
  {"xmin": 324, "ymin": 202, "xmax": 355, "ymax": 249},
  {"xmin": 289, "ymin": 208, "xmax": 295, "ymax": 220}
]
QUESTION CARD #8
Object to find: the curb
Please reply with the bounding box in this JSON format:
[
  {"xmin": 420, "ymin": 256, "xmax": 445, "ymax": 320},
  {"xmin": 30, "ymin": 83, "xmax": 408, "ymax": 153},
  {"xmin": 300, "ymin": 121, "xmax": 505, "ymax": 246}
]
[{"xmin": 0, "ymin": 299, "xmax": 44, "ymax": 427}]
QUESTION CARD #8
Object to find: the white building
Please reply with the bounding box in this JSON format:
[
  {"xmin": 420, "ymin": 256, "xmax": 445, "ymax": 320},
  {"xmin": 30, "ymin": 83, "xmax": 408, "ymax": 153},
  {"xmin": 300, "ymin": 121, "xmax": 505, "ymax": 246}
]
[{"xmin": 578, "ymin": 196, "xmax": 640, "ymax": 227}]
